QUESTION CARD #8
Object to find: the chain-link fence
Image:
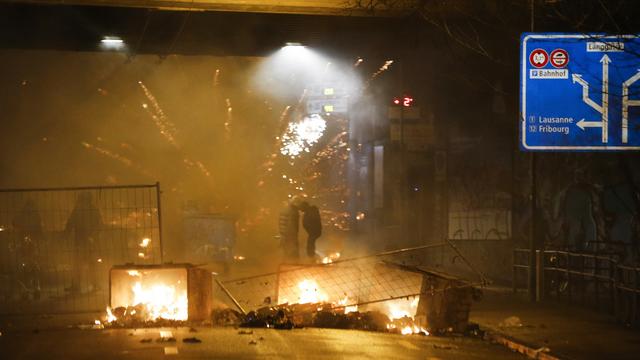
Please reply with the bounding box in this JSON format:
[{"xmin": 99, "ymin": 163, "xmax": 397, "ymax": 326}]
[
  {"xmin": 0, "ymin": 184, "xmax": 163, "ymax": 315},
  {"xmin": 218, "ymin": 243, "xmax": 481, "ymax": 313}
]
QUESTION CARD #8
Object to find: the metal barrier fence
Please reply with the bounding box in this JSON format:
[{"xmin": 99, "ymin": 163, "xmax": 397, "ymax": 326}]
[
  {"xmin": 512, "ymin": 248, "xmax": 640, "ymax": 326},
  {"xmin": 218, "ymin": 243, "xmax": 483, "ymax": 313},
  {"xmin": 0, "ymin": 184, "xmax": 163, "ymax": 315}
]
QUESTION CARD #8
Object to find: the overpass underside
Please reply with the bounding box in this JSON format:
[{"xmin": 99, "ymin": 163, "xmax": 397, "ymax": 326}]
[{"xmin": 3, "ymin": 0, "xmax": 420, "ymax": 16}]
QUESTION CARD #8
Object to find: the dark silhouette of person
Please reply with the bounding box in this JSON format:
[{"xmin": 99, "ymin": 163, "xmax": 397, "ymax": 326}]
[
  {"xmin": 12, "ymin": 199, "xmax": 43, "ymax": 300},
  {"xmin": 603, "ymin": 173, "xmax": 637, "ymax": 262},
  {"xmin": 65, "ymin": 192, "xmax": 102, "ymax": 293},
  {"xmin": 278, "ymin": 200, "xmax": 300, "ymax": 260},
  {"xmin": 299, "ymin": 201, "xmax": 322, "ymax": 258},
  {"xmin": 562, "ymin": 171, "xmax": 597, "ymax": 251}
]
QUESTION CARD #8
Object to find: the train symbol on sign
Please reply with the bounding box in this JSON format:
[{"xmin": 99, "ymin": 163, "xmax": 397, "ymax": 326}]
[{"xmin": 550, "ymin": 49, "xmax": 569, "ymax": 68}]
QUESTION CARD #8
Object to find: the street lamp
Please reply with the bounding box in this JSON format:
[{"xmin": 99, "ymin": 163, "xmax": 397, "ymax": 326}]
[{"xmin": 100, "ymin": 36, "xmax": 125, "ymax": 50}]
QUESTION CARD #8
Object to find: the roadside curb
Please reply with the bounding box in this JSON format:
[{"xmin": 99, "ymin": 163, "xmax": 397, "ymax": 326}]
[{"xmin": 479, "ymin": 325, "xmax": 564, "ymax": 360}]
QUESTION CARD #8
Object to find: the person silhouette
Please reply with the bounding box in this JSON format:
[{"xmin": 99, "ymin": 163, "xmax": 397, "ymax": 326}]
[
  {"xmin": 299, "ymin": 201, "xmax": 322, "ymax": 259},
  {"xmin": 65, "ymin": 192, "xmax": 102, "ymax": 293}
]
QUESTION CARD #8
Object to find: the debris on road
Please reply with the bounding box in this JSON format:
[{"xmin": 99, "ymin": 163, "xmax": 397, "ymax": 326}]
[
  {"xmin": 248, "ymin": 340, "xmax": 258, "ymax": 345},
  {"xmin": 499, "ymin": 316, "xmax": 523, "ymax": 328},
  {"xmin": 183, "ymin": 337, "xmax": 202, "ymax": 343},
  {"xmin": 238, "ymin": 330, "xmax": 253, "ymax": 335},
  {"xmin": 156, "ymin": 337, "xmax": 176, "ymax": 343},
  {"xmin": 212, "ymin": 308, "xmax": 243, "ymax": 326}
]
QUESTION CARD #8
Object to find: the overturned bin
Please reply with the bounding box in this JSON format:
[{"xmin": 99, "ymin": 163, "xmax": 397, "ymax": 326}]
[
  {"xmin": 109, "ymin": 263, "xmax": 212, "ymax": 323},
  {"xmin": 406, "ymin": 265, "xmax": 480, "ymax": 334}
]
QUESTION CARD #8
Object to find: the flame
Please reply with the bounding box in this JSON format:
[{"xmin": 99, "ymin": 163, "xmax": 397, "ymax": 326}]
[
  {"xmin": 401, "ymin": 325, "xmax": 428, "ymax": 335},
  {"xmin": 106, "ymin": 307, "xmax": 117, "ymax": 323},
  {"xmin": 139, "ymin": 238, "xmax": 151, "ymax": 248},
  {"xmin": 106, "ymin": 270, "xmax": 189, "ymax": 324},
  {"xmin": 321, "ymin": 252, "xmax": 341, "ymax": 264},
  {"xmin": 297, "ymin": 279, "xmax": 328, "ymax": 304},
  {"xmin": 375, "ymin": 297, "xmax": 429, "ymax": 335},
  {"xmin": 338, "ymin": 296, "xmax": 358, "ymax": 314},
  {"xmin": 131, "ymin": 281, "xmax": 188, "ymax": 321},
  {"xmin": 386, "ymin": 297, "xmax": 419, "ymax": 320}
]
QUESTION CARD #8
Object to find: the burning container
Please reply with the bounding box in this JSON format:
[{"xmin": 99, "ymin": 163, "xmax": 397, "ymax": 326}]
[{"xmin": 110, "ymin": 263, "xmax": 212, "ymax": 322}]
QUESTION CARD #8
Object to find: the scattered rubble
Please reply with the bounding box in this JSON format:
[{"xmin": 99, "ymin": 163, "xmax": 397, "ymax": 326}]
[
  {"xmin": 232, "ymin": 303, "xmax": 424, "ymax": 334},
  {"xmin": 183, "ymin": 337, "xmax": 202, "ymax": 343},
  {"xmin": 499, "ymin": 316, "xmax": 523, "ymax": 328},
  {"xmin": 156, "ymin": 337, "xmax": 176, "ymax": 343},
  {"xmin": 212, "ymin": 308, "xmax": 243, "ymax": 327},
  {"xmin": 105, "ymin": 306, "xmax": 187, "ymax": 328}
]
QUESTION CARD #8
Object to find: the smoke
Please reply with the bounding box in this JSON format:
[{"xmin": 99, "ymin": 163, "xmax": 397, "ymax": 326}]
[{"xmin": 0, "ymin": 48, "xmax": 365, "ymax": 266}]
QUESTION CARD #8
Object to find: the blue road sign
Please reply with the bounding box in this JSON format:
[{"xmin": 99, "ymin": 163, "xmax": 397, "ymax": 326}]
[{"xmin": 520, "ymin": 33, "xmax": 640, "ymax": 151}]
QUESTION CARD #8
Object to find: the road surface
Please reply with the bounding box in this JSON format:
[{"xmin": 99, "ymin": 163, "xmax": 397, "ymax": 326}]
[{"xmin": 1, "ymin": 325, "xmax": 524, "ymax": 359}]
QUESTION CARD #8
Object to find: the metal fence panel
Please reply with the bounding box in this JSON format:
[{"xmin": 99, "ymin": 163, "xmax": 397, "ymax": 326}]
[
  {"xmin": 219, "ymin": 244, "xmax": 466, "ymax": 313},
  {"xmin": 0, "ymin": 184, "xmax": 162, "ymax": 314}
]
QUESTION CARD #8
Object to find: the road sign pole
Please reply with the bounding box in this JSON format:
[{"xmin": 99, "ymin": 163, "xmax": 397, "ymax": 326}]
[{"xmin": 528, "ymin": 0, "xmax": 537, "ymax": 302}]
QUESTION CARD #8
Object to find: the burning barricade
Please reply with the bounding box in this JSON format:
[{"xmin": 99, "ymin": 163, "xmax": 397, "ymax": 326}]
[
  {"xmin": 100, "ymin": 264, "xmax": 212, "ymax": 327},
  {"xmin": 217, "ymin": 261, "xmax": 479, "ymax": 336}
]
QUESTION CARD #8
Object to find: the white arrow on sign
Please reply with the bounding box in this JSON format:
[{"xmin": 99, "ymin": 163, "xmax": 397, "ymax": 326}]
[
  {"xmin": 622, "ymin": 69, "xmax": 640, "ymax": 143},
  {"xmin": 572, "ymin": 74, "xmax": 603, "ymax": 113},
  {"xmin": 571, "ymin": 54, "xmax": 611, "ymax": 143},
  {"xmin": 576, "ymin": 118, "xmax": 603, "ymax": 130},
  {"xmin": 600, "ymin": 54, "xmax": 610, "ymax": 143}
]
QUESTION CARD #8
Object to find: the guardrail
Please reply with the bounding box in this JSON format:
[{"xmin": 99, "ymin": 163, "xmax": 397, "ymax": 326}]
[{"xmin": 513, "ymin": 248, "xmax": 640, "ymax": 326}]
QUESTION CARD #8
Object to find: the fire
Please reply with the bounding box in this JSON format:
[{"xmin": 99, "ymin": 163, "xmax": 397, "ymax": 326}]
[
  {"xmin": 401, "ymin": 325, "xmax": 428, "ymax": 335},
  {"xmin": 321, "ymin": 252, "xmax": 341, "ymax": 264},
  {"xmin": 338, "ymin": 296, "xmax": 358, "ymax": 314},
  {"xmin": 297, "ymin": 279, "xmax": 328, "ymax": 304},
  {"xmin": 106, "ymin": 307, "xmax": 117, "ymax": 323},
  {"xmin": 386, "ymin": 297, "xmax": 419, "ymax": 319},
  {"xmin": 139, "ymin": 238, "xmax": 151, "ymax": 248},
  {"xmin": 375, "ymin": 297, "xmax": 428, "ymax": 335},
  {"xmin": 130, "ymin": 282, "xmax": 188, "ymax": 321},
  {"xmin": 106, "ymin": 269, "xmax": 189, "ymax": 324}
]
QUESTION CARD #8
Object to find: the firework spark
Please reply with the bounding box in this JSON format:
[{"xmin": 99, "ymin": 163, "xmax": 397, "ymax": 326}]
[
  {"xmin": 138, "ymin": 81, "xmax": 179, "ymax": 148},
  {"xmin": 225, "ymin": 98, "xmax": 232, "ymax": 137},
  {"xmin": 213, "ymin": 69, "xmax": 220, "ymax": 87},
  {"xmin": 364, "ymin": 60, "xmax": 394, "ymax": 88},
  {"xmin": 280, "ymin": 114, "xmax": 327, "ymax": 157},
  {"xmin": 82, "ymin": 141, "xmax": 153, "ymax": 178}
]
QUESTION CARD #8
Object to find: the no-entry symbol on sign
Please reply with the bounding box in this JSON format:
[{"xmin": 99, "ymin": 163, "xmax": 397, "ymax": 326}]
[
  {"xmin": 529, "ymin": 48, "xmax": 549, "ymax": 68},
  {"xmin": 550, "ymin": 49, "xmax": 569, "ymax": 68}
]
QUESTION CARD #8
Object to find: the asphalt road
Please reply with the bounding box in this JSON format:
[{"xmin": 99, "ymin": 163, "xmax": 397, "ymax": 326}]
[{"xmin": 0, "ymin": 326, "xmax": 524, "ymax": 359}]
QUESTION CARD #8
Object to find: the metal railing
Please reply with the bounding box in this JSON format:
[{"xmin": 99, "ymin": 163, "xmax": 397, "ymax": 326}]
[
  {"xmin": 0, "ymin": 183, "xmax": 163, "ymax": 315},
  {"xmin": 513, "ymin": 248, "xmax": 640, "ymax": 326}
]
